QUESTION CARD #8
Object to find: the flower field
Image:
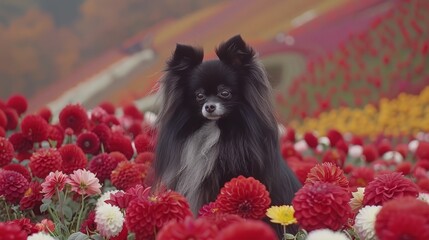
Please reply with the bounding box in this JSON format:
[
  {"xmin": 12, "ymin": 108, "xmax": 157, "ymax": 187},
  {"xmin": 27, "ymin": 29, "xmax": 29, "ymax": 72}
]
[{"xmin": 1, "ymin": 0, "xmax": 429, "ymax": 239}]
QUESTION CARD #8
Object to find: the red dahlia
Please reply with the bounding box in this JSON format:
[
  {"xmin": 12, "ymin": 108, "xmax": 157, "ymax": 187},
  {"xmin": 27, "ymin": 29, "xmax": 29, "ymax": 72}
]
[
  {"xmin": 157, "ymin": 216, "xmax": 218, "ymax": 240},
  {"xmin": 77, "ymin": 132, "xmax": 100, "ymax": 155},
  {"xmin": 80, "ymin": 211, "xmax": 97, "ymax": 234},
  {"xmin": 59, "ymin": 104, "xmax": 88, "ymax": 134},
  {"xmin": 305, "ymin": 162, "xmax": 349, "ymax": 191},
  {"xmin": 201, "ymin": 213, "xmax": 244, "ymax": 231},
  {"xmin": 0, "ymin": 127, "xmax": 4, "ymax": 137},
  {"xmin": 29, "ymin": 148, "xmax": 63, "ymax": 179},
  {"xmin": 105, "ymin": 185, "xmax": 149, "ymax": 209},
  {"xmin": 0, "ymin": 137, "xmax": 14, "ymax": 167},
  {"xmin": 127, "ymin": 121, "xmax": 143, "ymax": 139},
  {"xmin": 59, "ymin": 144, "xmax": 88, "ymax": 174},
  {"xmin": 416, "ymin": 141, "xmax": 429, "ymax": 160},
  {"xmin": 0, "ymin": 170, "xmax": 29, "ymax": 204},
  {"xmin": 92, "ymin": 123, "xmax": 112, "ymax": 146},
  {"xmin": 215, "ymin": 176, "xmax": 271, "ymax": 220},
  {"xmin": 0, "ymin": 109, "xmax": 6, "ymax": 128},
  {"xmin": 3, "ymin": 108, "xmax": 19, "ymax": 130},
  {"xmin": 106, "ymin": 133, "xmax": 134, "ymax": 159},
  {"xmin": 88, "ymin": 153, "xmax": 119, "ymax": 182},
  {"xmin": 6, "ymin": 94, "xmax": 28, "ymax": 115},
  {"xmin": 348, "ymin": 166, "xmax": 375, "ymax": 189},
  {"xmin": 3, "ymin": 164, "xmax": 31, "ymax": 182},
  {"xmin": 134, "ymin": 133, "xmax": 155, "ymax": 153},
  {"xmin": 21, "ymin": 115, "xmax": 49, "ymax": 142},
  {"xmin": 303, "ymin": 132, "xmax": 318, "ymax": 148},
  {"xmin": 10, "ymin": 218, "xmax": 38, "ymax": 236},
  {"xmin": 98, "ymin": 101, "xmax": 116, "ymax": 115},
  {"xmin": 8, "ymin": 133, "xmax": 33, "ymax": 153},
  {"xmin": 293, "ymin": 182, "xmax": 351, "ymax": 231},
  {"xmin": 326, "ymin": 129, "xmax": 343, "ymax": 146},
  {"xmin": 322, "ymin": 149, "xmax": 346, "ymax": 168},
  {"xmin": 0, "ymin": 222, "xmax": 27, "ymax": 240},
  {"xmin": 111, "ymin": 161, "xmax": 147, "ymax": 190},
  {"xmin": 377, "ymin": 139, "xmax": 392, "ymax": 156},
  {"xmin": 47, "ymin": 124, "xmax": 65, "ymax": 148},
  {"xmin": 198, "ymin": 202, "xmax": 218, "ymax": 217},
  {"xmin": 123, "ymin": 103, "xmax": 143, "ymax": 120},
  {"xmin": 363, "ymin": 172, "xmax": 419, "ymax": 206},
  {"xmin": 362, "ymin": 145, "xmax": 379, "ymax": 163},
  {"xmin": 134, "ymin": 152, "xmax": 155, "ymax": 165},
  {"xmin": 375, "ymin": 197, "xmax": 429, "ymax": 240},
  {"xmin": 37, "ymin": 107, "xmax": 52, "ymax": 123},
  {"xmin": 19, "ymin": 181, "xmax": 43, "ymax": 211},
  {"xmin": 125, "ymin": 190, "xmax": 192, "ymax": 240},
  {"xmin": 216, "ymin": 220, "xmax": 277, "ymax": 240}
]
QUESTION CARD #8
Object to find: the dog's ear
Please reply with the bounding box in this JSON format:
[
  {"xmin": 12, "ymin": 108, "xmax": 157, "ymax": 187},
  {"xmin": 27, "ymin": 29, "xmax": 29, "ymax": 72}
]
[
  {"xmin": 167, "ymin": 44, "xmax": 203, "ymax": 72},
  {"xmin": 216, "ymin": 35, "xmax": 255, "ymax": 67}
]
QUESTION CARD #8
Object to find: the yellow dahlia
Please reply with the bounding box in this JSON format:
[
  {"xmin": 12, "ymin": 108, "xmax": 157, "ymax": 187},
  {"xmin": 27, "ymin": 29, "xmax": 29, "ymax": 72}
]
[{"xmin": 266, "ymin": 205, "xmax": 297, "ymax": 226}]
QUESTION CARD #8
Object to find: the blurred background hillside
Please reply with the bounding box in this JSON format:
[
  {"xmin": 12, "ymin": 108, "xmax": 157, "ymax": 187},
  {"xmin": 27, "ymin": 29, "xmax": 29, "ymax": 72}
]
[{"xmin": 1, "ymin": 0, "xmax": 428, "ymax": 138}]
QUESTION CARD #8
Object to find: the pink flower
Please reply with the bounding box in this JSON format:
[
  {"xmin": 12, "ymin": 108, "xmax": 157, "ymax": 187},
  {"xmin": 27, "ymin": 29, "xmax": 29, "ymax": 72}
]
[
  {"xmin": 67, "ymin": 169, "xmax": 102, "ymax": 196},
  {"xmin": 40, "ymin": 171, "xmax": 68, "ymax": 199}
]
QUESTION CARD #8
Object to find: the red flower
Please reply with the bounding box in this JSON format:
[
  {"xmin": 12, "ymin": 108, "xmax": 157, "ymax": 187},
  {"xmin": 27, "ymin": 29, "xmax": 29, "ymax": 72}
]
[
  {"xmin": 106, "ymin": 185, "xmax": 148, "ymax": 209},
  {"xmin": 396, "ymin": 162, "xmax": 412, "ymax": 175},
  {"xmin": 88, "ymin": 153, "xmax": 119, "ymax": 182},
  {"xmin": 98, "ymin": 101, "xmax": 116, "ymax": 115},
  {"xmin": 363, "ymin": 172, "xmax": 419, "ymax": 206},
  {"xmin": 134, "ymin": 133, "xmax": 155, "ymax": 153},
  {"xmin": 80, "ymin": 211, "xmax": 97, "ymax": 234},
  {"xmin": 59, "ymin": 104, "xmax": 88, "ymax": 134},
  {"xmin": 0, "ymin": 170, "xmax": 29, "ymax": 204},
  {"xmin": 3, "ymin": 164, "xmax": 31, "ymax": 182},
  {"xmin": 127, "ymin": 121, "xmax": 143, "ymax": 139},
  {"xmin": 19, "ymin": 181, "xmax": 43, "ymax": 211},
  {"xmin": 47, "ymin": 124, "xmax": 65, "ymax": 148},
  {"xmin": 303, "ymin": 132, "xmax": 318, "ymax": 148},
  {"xmin": 92, "ymin": 123, "xmax": 112, "ymax": 145},
  {"xmin": 322, "ymin": 149, "xmax": 346, "ymax": 168},
  {"xmin": 0, "ymin": 109, "xmax": 6, "ymax": 128},
  {"xmin": 350, "ymin": 136, "xmax": 364, "ymax": 146},
  {"xmin": 0, "ymin": 137, "xmax": 14, "ymax": 167},
  {"xmin": 348, "ymin": 167, "xmax": 375, "ymax": 189},
  {"xmin": 215, "ymin": 176, "xmax": 271, "ymax": 220},
  {"xmin": 335, "ymin": 140, "xmax": 349, "ymax": 155},
  {"xmin": 417, "ymin": 178, "xmax": 429, "ymax": 193},
  {"xmin": 416, "ymin": 141, "xmax": 429, "ymax": 161},
  {"xmin": 59, "ymin": 144, "xmax": 88, "ymax": 174},
  {"xmin": 281, "ymin": 142, "xmax": 301, "ymax": 160},
  {"xmin": 362, "ymin": 145, "xmax": 379, "ymax": 163},
  {"xmin": 305, "ymin": 162, "xmax": 349, "ymax": 191},
  {"xmin": 6, "ymin": 94, "xmax": 28, "ymax": 115},
  {"xmin": 29, "ymin": 148, "xmax": 63, "ymax": 179},
  {"xmin": 282, "ymin": 128, "xmax": 296, "ymax": 143},
  {"xmin": 198, "ymin": 202, "xmax": 219, "ymax": 217},
  {"xmin": 37, "ymin": 107, "xmax": 52, "ymax": 123},
  {"xmin": 21, "ymin": 115, "xmax": 49, "ymax": 142},
  {"xmin": 123, "ymin": 104, "xmax": 144, "ymax": 120},
  {"xmin": 3, "ymin": 108, "xmax": 19, "ymax": 130},
  {"xmin": 125, "ymin": 190, "xmax": 192, "ymax": 240},
  {"xmin": 8, "ymin": 133, "xmax": 33, "ymax": 153},
  {"xmin": 9, "ymin": 218, "xmax": 38, "ymax": 236},
  {"xmin": 216, "ymin": 220, "xmax": 277, "ymax": 240},
  {"xmin": 106, "ymin": 133, "xmax": 134, "ymax": 159},
  {"xmin": 293, "ymin": 182, "xmax": 351, "ymax": 231},
  {"xmin": 0, "ymin": 222, "xmax": 27, "ymax": 240},
  {"xmin": 375, "ymin": 197, "xmax": 429, "ymax": 240},
  {"xmin": 134, "ymin": 152, "xmax": 155, "ymax": 165},
  {"xmin": 157, "ymin": 217, "xmax": 218, "ymax": 240},
  {"xmin": 202, "ymin": 213, "xmax": 244, "ymax": 231},
  {"xmin": 327, "ymin": 129, "xmax": 343, "ymax": 146},
  {"xmin": 111, "ymin": 161, "xmax": 147, "ymax": 190},
  {"xmin": 77, "ymin": 132, "xmax": 100, "ymax": 155},
  {"xmin": 377, "ymin": 140, "xmax": 392, "ymax": 157}
]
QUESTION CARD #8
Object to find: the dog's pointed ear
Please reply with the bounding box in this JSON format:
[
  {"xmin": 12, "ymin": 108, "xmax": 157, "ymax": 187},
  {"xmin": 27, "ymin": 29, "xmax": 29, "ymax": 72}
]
[
  {"xmin": 167, "ymin": 44, "xmax": 203, "ymax": 72},
  {"xmin": 216, "ymin": 35, "xmax": 255, "ymax": 67}
]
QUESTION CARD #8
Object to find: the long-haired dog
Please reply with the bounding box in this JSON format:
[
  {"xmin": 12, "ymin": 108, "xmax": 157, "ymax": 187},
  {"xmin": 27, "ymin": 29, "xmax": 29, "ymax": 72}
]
[{"xmin": 153, "ymin": 35, "xmax": 301, "ymax": 234}]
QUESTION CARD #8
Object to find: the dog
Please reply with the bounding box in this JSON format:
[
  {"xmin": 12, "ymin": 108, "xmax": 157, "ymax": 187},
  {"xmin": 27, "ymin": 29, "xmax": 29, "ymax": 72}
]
[{"xmin": 153, "ymin": 35, "xmax": 301, "ymax": 235}]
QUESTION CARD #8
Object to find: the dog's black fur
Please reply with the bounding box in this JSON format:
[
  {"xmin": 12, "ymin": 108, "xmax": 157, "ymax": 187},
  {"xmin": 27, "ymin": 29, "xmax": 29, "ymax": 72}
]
[{"xmin": 153, "ymin": 35, "xmax": 301, "ymax": 235}]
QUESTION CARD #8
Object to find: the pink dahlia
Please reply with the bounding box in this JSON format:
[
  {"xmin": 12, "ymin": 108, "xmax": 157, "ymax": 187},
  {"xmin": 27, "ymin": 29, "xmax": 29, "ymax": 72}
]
[
  {"xmin": 0, "ymin": 137, "xmax": 14, "ymax": 167},
  {"xmin": 216, "ymin": 220, "xmax": 277, "ymax": 240},
  {"xmin": 0, "ymin": 170, "xmax": 29, "ymax": 204},
  {"xmin": 157, "ymin": 216, "xmax": 218, "ymax": 240},
  {"xmin": 76, "ymin": 132, "xmax": 100, "ymax": 155},
  {"xmin": 305, "ymin": 162, "xmax": 349, "ymax": 191},
  {"xmin": 29, "ymin": 148, "xmax": 63, "ymax": 179},
  {"xmin": 67, "ymin": 169, "xmax": 102, "ymax": 196},
  {"xmin": 20, "ymin": 115, "xmax": 49, "ymax": 142},
  {"xmin": 293, "ymin": 182, "xmax": 352, "ymax": 231},
  {"xmin": 363, "ymin": 172, "xmax": 419, "ymax": 206},
  {"xmin": 59, "ymin": 104, "xmax": 88, "ymax": 134},
  {"xmin": 40, "ymin": 171, "xmax": 68, "ymax": 199},
  {"xmin": 59, "ymin": 144, "xmax": 88, "ymax": 174},
  {"xmin": 6, "ymin": 94, "xmax": 28, "ymax": 115},
  {"xmin": 215, "ymin": 176, "xmax": 271, "ymax": 220}
]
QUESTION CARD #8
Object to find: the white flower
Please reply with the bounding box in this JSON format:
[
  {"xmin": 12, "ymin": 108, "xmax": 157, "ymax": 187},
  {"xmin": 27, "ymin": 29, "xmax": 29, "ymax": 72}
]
[
  {"xmin": 95, "ymin": 204, "xmax": 124, "ymax": 238},
  {"xmin": 350, "ymin": 187, "xmax": 365, "ymax": 212},
  {"xmin": 318, "ymin": 136, "xmax": 331, "ymax": 146},
  {"xmin": 382, "ymin": 151, "xmax": 403, "ymax": 163},
  {"xmin": 28, "ymin": 232, "xmax": 55, "ymax": 240},
  {"xmin": 418, "ymin": 193, "xmax": 429, "ymax": 204},
  {"xmin": 294, "ymin": 140, "xmax": 309, "ymax": 153},
  {"xmin": 306, "ymin": 229, "xmax": 349, "ymax": 240},
  {"xmin": 144, "ymin": 111, "xmax": 158, "ymax": 126},
  {"xmin": 354, "ymin": 205, "xmax": 382, "ymax": 240},
  {"xmin": 348, "ymin": 145, "xmax": 363, "ymax": 159},
  {"xmin": 96, "ymin": 190, "xmax": 122, "ymax": 208},
  {"xmin": 408, "ymin": 140, "xmax": 419, "ymax": 153}
]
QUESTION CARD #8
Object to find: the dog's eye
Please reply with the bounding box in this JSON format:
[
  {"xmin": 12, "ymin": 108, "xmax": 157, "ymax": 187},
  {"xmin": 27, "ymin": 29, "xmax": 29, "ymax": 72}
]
[
  {"xmin": 219, "ymin": 90, "xmax": 231, "ymax": 99},
  {"xmin": 196, "ymin": 93, "xmax": 205, "ymax": 101}
]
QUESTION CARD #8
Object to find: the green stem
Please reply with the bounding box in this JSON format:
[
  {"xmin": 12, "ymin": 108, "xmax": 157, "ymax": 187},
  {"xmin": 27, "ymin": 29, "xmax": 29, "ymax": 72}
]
[
  {"xmin": 47, "ymin": 206, "xmax": 62, "ymax": 237},
  {"xmin": 75, "ymin": 195, "xmax": 86, "ymax": 232},
  {"xmin": 283, "ymin": 225, "xmax": 287, "ymax": 240},
  {"xmin": 4, "ymin": 201, "xmax": 11, "ymax": 221},
  {"xmin": 56, "ymin": 188, "xmax": 65, "ymax": 223}
]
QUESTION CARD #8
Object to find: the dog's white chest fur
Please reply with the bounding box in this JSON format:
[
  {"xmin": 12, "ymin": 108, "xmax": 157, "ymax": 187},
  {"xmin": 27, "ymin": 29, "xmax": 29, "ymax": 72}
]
[{"xmin": 176, "ymin": 121, "xmax": 220, "ymax": 213}]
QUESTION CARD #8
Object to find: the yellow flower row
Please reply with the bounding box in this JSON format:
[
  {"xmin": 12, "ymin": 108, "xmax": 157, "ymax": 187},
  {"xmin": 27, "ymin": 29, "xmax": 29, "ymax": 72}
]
[{"xmin": 290, "ymin": 86, "xmax": 429, "ymax": 138}]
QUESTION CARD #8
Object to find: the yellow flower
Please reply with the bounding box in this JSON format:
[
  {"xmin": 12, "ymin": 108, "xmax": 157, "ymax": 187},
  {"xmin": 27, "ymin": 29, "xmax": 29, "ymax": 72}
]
[{"xmin": 266, "ymin": 205, "xmax": 297, "ymax": 226}]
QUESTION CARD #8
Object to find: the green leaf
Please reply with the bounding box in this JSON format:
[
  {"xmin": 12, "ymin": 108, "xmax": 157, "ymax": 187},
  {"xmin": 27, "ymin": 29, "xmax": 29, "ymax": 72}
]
[
  {"xmin": 40, "ymin": 202, "xmax": 51, "ymax": 213},
  {"xmin": 295, "ymin": 229, "xmax": 308, "ymax": 240},
  {"xmin": 67, "ymin": 232, "xmax": 90, "ymax": 240},
  {"xmin": 285, "ymin": 233, "xmax": 295, "ymax": 240},
  {"xmin": 90, "ymin": 234, "xmax": 104, "ymax": 240},
  {"xmin": 63, "ymin": 206, "xmax": 73, "ymax": 221}
]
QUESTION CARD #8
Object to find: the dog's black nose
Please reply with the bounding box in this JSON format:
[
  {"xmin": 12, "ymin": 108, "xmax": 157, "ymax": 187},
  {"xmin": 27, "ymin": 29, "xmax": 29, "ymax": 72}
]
[{"xmin": 205, "ymin": 104, "xmax": 216, "ymax": 113}]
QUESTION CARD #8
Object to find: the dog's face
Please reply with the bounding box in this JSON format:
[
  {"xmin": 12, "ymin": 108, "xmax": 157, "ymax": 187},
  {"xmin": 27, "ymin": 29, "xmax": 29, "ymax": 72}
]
[{"xmin": 165, "ymin": 35, "xmax": 255, "ymax": 121}]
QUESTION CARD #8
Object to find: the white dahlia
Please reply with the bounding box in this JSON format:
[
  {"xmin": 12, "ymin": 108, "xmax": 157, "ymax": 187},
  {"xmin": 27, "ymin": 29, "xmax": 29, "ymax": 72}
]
[
  {"xmin": 349, "ymin": 187, "xmax": 365, "ymax": 212},
  {"xmin": 354, "ymin": 205, "xmax": 382, "ymax": 240},
  {"xmin": 95, "ymin": 203, "xmax": 125, "ymax": 238},
  {"xmin": 306, "ymin": 229, "xmax": 349, "ymax": 240},
  {"xmin": 27, "ymin": 232, "xmax": 55, "ymax": 240}
]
